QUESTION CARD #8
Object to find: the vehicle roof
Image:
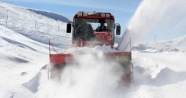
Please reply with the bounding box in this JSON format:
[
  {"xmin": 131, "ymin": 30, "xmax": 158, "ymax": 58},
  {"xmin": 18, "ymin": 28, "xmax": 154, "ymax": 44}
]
[{"xmin": 74, "ymin": 11, "xmax": 114, "ymax": 19}]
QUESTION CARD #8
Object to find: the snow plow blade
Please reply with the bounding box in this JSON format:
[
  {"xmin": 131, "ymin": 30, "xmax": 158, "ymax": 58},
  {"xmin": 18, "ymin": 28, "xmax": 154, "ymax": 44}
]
[
  {"xmin": 49, "ymin": 52, "xmax": 131, "ymax": 65},
  {"xmin": 48, "ymin": 52, "xmax": 133, "ymax": 84}
]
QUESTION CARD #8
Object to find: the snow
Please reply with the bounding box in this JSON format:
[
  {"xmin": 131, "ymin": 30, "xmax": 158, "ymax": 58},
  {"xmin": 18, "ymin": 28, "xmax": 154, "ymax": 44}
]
[
  {"xmin": 59, "ymin": 45, "xmax": 118, "ymax": 54},
  {"xmin": 28, "ymin": 9, "xmax": 70, "ymax": 23},
  {"xmin": 0, "ymin": 1, "xmax": 68, "ymax": 97},
  {"xmin": 132, "ymin": 51, "xmax": 186, "ymax": 98},
  {"xmin": 117, "ymin": 0, "xmax": 186, "ymax": 51},
  {"xmin": 0, "ymin": 1, "xmax": 186, "ymax": 98}
]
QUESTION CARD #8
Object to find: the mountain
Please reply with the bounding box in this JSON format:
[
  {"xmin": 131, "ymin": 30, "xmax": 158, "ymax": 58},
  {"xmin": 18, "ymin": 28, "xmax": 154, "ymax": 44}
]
[
  {"xmin": 0, "ymin": 1, "xmax": 71, "ymax": 47},
  {"xmin": 28, "ymin": 9, "xmax": 70, "ymax": 23},
  {"xmin": 133, "ymin": 35, "xmax": 186, "ymax": 52},
  {"xmin": 0, "ymin": 2, "xmax": 73, "ymax": 97}
]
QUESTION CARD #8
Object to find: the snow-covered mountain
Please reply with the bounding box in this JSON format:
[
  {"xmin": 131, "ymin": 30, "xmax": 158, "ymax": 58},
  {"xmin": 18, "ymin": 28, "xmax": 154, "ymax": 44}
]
[
  {"xmin": 133, "ymin": 35, "xmax": 186, "ymax": 53},
  {"xmin": 0, "ymin": 2, "xmax": 71, "ymax": 97},
  {"xmin": 0, "ymin": 1, "xmax": 186, "ymax": 98},
  {"xmin": 0, "ymin": 1, "xmax": 71, "ymax": 47},
  {"xmin": 28, "ymin": 9, "xmax": 70, "ymax": 23}
]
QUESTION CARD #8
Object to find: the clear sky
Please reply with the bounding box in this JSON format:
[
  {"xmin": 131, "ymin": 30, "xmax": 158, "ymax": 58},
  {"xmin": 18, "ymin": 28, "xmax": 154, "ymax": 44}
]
[{"xmin": 1, "ymin": 0, "xmax": 141, "ymax": 34}]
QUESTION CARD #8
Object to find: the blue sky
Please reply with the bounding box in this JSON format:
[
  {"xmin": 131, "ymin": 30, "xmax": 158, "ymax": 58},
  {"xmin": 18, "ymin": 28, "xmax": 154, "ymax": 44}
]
[{"xmin": 2, "ymin": 0, "xmax": 141, "ymax": 33}]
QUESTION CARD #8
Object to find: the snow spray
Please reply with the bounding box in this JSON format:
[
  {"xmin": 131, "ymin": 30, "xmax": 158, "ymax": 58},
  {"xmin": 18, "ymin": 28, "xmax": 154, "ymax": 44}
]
[
  {"xmin": 117, "ymin": 0, "xmax": 186, "ymax": 51},
  {"xmin": 36, "ymin": 47, "xmax": 133, "ymax": 98}
]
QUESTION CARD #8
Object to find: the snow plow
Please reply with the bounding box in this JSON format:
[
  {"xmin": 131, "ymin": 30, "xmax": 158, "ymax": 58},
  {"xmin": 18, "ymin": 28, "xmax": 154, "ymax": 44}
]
[{"xmin": 48, "ymin": 11, "xmax": 133, "ymax": 84}]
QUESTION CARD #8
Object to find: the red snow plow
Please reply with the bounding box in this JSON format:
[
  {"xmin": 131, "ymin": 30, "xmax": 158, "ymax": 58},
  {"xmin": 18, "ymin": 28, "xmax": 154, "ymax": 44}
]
[{"xmin": 48, "ymin": 11, "xmax": 133, "ymax": 84}]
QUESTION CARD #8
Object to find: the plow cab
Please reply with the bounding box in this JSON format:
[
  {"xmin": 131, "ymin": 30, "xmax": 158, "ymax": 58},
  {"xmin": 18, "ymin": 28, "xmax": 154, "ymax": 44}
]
[{"xmin": 48, "ymin": 11, "xmax": 133, "ymax": 84}]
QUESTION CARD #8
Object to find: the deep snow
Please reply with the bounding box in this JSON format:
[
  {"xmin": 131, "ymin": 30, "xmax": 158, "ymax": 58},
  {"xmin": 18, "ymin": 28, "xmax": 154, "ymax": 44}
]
[{"xmin": 0, "ymin": 1, "xmax": 186, "ymax": 98}]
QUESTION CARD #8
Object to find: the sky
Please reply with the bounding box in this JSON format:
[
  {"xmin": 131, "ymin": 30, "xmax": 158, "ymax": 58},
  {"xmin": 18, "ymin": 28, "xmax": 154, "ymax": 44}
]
[{"xmin": 1, "ymin": 0, "xmax": 141, "ymax": 34}]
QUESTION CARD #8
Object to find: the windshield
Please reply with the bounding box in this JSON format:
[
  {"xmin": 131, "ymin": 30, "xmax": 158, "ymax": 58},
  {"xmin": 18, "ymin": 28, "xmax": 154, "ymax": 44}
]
[
  {"xmin": 72, "ymin": 18, "xmax": 115, "ymax": 42},
  {"xmin": 74, "ymin": 18, "xmax": 114, "ymax": 31}
]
